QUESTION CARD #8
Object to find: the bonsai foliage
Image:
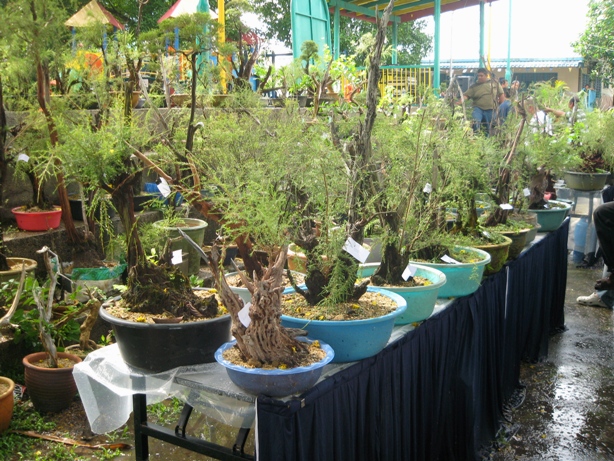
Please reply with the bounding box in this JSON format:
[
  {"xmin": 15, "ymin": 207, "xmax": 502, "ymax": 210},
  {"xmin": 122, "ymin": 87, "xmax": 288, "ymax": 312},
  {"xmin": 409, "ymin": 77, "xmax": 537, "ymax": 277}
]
[{"xmin": 0, "ymin": 0, "xmax": 82, "ymax": 242}]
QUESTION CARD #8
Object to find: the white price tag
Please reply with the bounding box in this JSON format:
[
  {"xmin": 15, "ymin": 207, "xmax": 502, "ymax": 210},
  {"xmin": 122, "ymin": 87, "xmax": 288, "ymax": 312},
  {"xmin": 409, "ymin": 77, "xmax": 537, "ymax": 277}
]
[
  {"xmin": 401, "ymin": 263, "xmax": 417, "ymax": 281},
  {"xmin": 343, "ymin": 237, "xmax": 370, "ymax": 263},
  {"xmin": 171, "ymin": 250, "xmax": 183, "ymax": 265},
  {"xmin": 157, "ymin": 178, "xmax": 171, "ymax": 198},
  {"xmin": 17, "ymin": 153, "xmax": 30, "ymax": 163},
  {"xmin": 523, "ymin": 188, "xmax": 531, "ymax": 197},
  {"xmin": 238, "ymin": 302, "xmax": 252, "ymax": 327},
  {"xmin": 423, "ymin": 183, "xmax": 432, "ymax": 194},
  {"xmin": 441, "ymin": 255, "xmax": 461, "ymax": 264},
  {"xmin": 499, "ymin": 203, "xmax": 514, "ymax": 210}
]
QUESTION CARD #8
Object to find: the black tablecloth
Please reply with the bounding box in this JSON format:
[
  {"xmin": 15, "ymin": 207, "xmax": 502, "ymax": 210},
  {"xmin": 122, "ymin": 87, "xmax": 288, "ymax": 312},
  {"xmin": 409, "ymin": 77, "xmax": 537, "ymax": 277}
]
[{"xmin": 257, "ymin": 219, "xmax": 569, "ymax": 461}]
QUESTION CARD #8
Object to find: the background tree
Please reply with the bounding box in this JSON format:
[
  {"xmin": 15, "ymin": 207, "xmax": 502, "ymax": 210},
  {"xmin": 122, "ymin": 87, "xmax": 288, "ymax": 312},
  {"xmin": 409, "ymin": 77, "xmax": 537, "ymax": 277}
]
[{"xmin": 574, "ymin": 0, "xmax": 614, "ymax": 85}]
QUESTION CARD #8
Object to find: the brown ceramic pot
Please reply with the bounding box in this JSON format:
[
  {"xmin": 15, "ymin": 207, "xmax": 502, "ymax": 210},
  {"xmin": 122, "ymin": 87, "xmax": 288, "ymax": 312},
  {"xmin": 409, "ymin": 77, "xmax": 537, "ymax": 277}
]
[
  {"xmin": 0, "ymin": 376, "xmax": 15, "ymax": 433},
  {"xmin": 23, "ymin": 352, "xmax": 82, "ymax": 413}
]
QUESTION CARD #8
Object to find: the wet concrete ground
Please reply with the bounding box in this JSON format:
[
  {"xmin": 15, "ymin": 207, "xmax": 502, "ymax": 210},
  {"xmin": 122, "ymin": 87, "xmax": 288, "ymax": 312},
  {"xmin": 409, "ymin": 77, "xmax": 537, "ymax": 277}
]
[{"xmin": 490, "ymin": 259, "xmax": 614, "ymax": 461}]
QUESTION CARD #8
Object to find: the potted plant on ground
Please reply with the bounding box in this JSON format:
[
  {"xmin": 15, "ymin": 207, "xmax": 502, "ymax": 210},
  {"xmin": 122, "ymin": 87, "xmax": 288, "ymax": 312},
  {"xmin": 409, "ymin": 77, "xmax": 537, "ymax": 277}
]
[{"xmin": 21, "ymin": 247, "xmax": 83, "ymax": 413}]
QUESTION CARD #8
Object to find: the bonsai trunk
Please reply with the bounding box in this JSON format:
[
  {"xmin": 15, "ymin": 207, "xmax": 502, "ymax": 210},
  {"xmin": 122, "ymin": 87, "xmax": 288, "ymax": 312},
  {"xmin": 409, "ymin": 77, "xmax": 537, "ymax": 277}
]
[
  {"xmin": 0, "ymin": 76, "xmax": 8, "ymax": 271},
  {"xmin": 210, "ymin": 245, "xmax": 309, "ymax": 367}
]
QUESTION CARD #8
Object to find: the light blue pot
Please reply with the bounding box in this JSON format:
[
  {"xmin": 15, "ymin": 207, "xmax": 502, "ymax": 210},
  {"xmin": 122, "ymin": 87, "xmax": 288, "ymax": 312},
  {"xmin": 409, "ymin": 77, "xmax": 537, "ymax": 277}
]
[
  {"xmin": 281, "ymin": 286, "xmax": 407, "ymax": 363},
  {"xmin": 531, "ymin": 200, "xmax": 572, "ymax": 232},
  {"xmin": 358, "ymin": 263, "xmax": 447, "ymax": 325},
  {"xmin": 409, "ymin": 246, "xmax": 491, "ymax": 298},
  {"xmin": 215, "ymin": 337, "xmax": 334, "ymax": 397}
]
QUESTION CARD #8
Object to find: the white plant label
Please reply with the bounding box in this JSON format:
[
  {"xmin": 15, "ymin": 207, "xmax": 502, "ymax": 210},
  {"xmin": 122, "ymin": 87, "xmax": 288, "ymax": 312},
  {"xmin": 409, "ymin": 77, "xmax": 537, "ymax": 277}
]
[
  {"xmin": 482, "ymin": 230, "xmax": 492, "ymax": 239},
  {"xmin": 343, "ymin": 237, "xmax": 370, "ymax": 263},
  {"xmin": 171, "ymin": 250, "xmax": 183, "ymax": 265},
  {"xmin": 500, "ymin": 203, "xmax": 514, "ymax": 210},
  {"xmin": 238, "ymin": 302, "xmax": 252, "ymax": 327},
  {"xmin": 157, "ymin": 177, "xmax": 172, "ymax": 197},
  {"xmin": 402, "ymin": 263, "xmax": 417, "ymax": 281},
  {"xmin": 17, "ymin": 153, "xmax": 30, "ymax": 163},
  {"xmin": 423, "ymin": 183, "xmax": 432, "ymax": 194},
  {"xmin": 441, "ymin": 255, "xmax": 461, "ymax": 264},
  {"xmin": 523, "ymin": 188, "xmax": 531, "ymax": 197}
]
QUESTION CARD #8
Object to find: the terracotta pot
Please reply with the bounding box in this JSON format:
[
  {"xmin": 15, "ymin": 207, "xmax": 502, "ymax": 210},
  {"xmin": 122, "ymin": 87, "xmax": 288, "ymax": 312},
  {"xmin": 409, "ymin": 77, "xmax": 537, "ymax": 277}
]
[
  {"xmin": 23, "ymin": 352, "xmax": 82, "ymax": 413},
  {"xmin": 0, "ymin": 376, "xmax": 15, "ymax": 433},
  {"xmin": 11, "ymin": 206, "xmax": 62, "ymax": 231}
]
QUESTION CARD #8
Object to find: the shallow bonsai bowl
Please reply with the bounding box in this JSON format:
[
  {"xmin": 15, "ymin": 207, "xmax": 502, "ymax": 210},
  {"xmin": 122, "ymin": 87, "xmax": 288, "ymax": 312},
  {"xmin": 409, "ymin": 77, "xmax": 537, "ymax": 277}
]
[
  {"xmin": 215, "ymin": 337, "xmax": 334, "ymax": 397},
  {"xmin": 359, "ymin": 263, "xmax": 447, "ymax": 324},
  {"xmin": 410, "ymin": 246, "xmax": 491, "ymax": 298},
  {"xmin": 531, "ymin": 200, "xmax": 572, "ymax": 232},
  {"xmin": 281, "ymin": 286, "xmax": 407, "ymax": 363}
]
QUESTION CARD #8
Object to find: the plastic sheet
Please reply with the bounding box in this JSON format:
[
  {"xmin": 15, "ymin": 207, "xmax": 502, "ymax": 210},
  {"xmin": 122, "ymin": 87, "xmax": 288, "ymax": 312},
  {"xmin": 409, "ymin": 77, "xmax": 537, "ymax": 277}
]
[{"xmin": 73, "ymin": 344, "xmax": 256, "ymax": 434}]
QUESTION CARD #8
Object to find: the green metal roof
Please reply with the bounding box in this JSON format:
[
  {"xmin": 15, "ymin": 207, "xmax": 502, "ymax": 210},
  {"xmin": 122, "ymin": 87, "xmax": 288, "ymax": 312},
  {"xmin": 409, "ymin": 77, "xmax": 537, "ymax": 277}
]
[{"xmin": 328, "ymin": 0, "xmax": 502, "ymax": 23}]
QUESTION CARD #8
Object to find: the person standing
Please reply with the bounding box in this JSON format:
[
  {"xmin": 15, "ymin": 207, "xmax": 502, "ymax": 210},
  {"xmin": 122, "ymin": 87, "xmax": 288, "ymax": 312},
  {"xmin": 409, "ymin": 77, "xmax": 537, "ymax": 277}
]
[{"xmin": 461, "ymin": 68, "xmax": 504, "ymax": 135}]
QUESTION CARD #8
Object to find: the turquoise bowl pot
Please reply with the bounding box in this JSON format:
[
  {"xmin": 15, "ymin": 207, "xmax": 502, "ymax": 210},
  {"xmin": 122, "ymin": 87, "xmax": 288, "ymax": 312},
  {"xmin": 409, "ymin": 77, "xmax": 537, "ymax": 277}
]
[
  {"xmin": 358, "ymin": 263, "xmax": 447, "ymax": 325},
  {"xmin": 215, "ymin": 337, "xmax": 334, "ymax": 397},
  {"xmin": 409, "ymin": 246, "xmax": 491, "ymax": 298},
  {"xmin": 281, "ymin": 286, "xmax": 407, "ymax": 363},
  {"xmin": 531, "ymin": 200, "xmax": 572, "ymax": 232}
]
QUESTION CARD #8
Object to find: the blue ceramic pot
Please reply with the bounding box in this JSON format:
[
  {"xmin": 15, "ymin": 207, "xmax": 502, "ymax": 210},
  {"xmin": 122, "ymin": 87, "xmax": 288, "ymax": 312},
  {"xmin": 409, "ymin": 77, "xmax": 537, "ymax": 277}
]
[
  {"xmin": 358, "ymin": 263, "xmax": 447, "ymax": 325},
  {"xmin": 215, "ymin": 337, "xmax": 334, "ymax": 397},
  {"xmin": 410, "ymin": 246, "xmax": 491, "ymax": 298},
  {"xmin": 281, "ymin": 286, "xmax": 407, "ymax": 363}
]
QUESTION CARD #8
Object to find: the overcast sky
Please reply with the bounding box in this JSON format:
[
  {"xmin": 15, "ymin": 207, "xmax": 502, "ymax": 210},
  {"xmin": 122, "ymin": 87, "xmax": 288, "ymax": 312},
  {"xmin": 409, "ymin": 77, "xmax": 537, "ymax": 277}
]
[{"xmin": 423, "ymin": 0, "xmax": 590, "ymax": 61}]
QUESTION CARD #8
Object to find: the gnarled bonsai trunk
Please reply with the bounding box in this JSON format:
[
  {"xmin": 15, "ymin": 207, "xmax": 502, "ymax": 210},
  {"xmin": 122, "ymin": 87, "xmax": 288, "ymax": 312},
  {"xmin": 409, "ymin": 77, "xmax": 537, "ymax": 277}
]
[{"xmin": 210, "ymin": 245, "xmax": 309, "ymax": 367}]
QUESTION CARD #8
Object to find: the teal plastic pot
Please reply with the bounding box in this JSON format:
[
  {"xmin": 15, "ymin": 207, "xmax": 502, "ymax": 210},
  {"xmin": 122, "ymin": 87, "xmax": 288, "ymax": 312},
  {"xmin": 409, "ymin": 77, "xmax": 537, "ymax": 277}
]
[
  {"xmin": 153, "ymin": 218, "xmax": 208, "ymax": 275},
  {"xmin": 410, "ymin": 246, "xmax": 491, "ymax": 298},
  {"xmin": 531, "ymin": 200, "xmax": 572, "ymax": 232},
  {"xmin": 359, "ymin": 263, "xmax": 447, "ymax": 325},
  {"xmin": 215, "ymin": 337, "xmax": 334, "ymax": 397},
  {"xmin": 281, "ymin": 286, "xmax": 407, "ymax": 363}
]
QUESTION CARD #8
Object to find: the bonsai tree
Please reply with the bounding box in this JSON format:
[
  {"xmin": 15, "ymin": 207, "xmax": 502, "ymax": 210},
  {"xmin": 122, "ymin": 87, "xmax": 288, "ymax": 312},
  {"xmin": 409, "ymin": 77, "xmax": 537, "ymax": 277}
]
[{"xmin": 0, "ymin": 0, "xmax": 84, "ymax": 244}]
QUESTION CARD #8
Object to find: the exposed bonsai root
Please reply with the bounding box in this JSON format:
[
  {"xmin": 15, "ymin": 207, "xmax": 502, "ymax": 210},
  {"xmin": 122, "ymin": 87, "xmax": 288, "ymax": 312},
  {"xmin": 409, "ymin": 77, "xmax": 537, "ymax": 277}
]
[{"xmin": 122, "ymin": 263, "xmax": 217, "ymax": 319}]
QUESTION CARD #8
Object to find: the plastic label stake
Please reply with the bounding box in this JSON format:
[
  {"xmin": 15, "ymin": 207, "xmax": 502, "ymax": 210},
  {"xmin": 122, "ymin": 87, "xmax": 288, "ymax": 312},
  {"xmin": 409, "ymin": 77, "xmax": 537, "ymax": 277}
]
[
  {"xmin": 157, "ymin": 178, "xmax": 171, "ymax": 197},
  {"xmin": 441, "ymin": 255, "xmax": 461, "ymax": 264},
  {"xmin": 343, "ymin": 237, "xmax": 370, "ymax": 263},
  {"xmin": 500, "ymin": 203, "xmax": 514, "ymax": 210},
  {"xmin": 523, "ymin": 188, "xmax": 531, "ymax": 197},
  {"xmin": 238, "ymin": 303, "xmax": 252, "ymax": 327},
  {"xmin": 423, "ymin": 183, "xmax": 432, "ymax": 194},
  {"xmin": 402, "ymin": 263, "xmax": 417, "ymax": 281},
  {"xmin": 171, "ymin": 250, "xmax": 183, "ymax": 265},
  {"xmin": 17, "ymin": 153, "xmax": 29, "ymax": 162}
]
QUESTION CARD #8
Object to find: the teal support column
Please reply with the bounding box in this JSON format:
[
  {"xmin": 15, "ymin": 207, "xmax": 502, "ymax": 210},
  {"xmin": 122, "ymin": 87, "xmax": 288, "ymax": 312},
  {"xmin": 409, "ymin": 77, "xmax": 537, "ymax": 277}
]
[
  {"xmin": 334, "ymin": 6, "xmax": 340, "ymax": 59},
  {"xmin": 479, "ymin": 0, "xmax": 485, "ymax": 67},
  {"xmin": 433, "ymin": 0, "xmax": 441, "ymax": 93},
  {"xmin": 506, "ymin": 0, "xmax": 512, "ymax": 81},
  {"xmin": 392, "ymin": 21, "xmax": 398, "ymax": 65},
  {"xmin": 197, "ymin": 0, "xmax": 210, "ymax": 72}
]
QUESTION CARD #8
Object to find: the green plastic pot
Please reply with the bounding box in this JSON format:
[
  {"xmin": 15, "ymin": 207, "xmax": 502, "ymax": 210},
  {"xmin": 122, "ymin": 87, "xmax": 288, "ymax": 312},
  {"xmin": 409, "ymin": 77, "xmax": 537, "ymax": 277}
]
[
  {"xmin": 153, "ymin": 218, "xmax": 208, "ymax": 275},
  {"xmin": 531, "ymin": 200, "xmax": 572, "ymax": 232}
]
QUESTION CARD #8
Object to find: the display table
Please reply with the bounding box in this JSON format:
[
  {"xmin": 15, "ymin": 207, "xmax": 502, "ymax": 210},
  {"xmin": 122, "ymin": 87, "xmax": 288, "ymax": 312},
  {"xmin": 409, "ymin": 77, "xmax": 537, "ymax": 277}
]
[{"xmin": 74, "ymin": 219, "xmax": 569, "ymax": 461}]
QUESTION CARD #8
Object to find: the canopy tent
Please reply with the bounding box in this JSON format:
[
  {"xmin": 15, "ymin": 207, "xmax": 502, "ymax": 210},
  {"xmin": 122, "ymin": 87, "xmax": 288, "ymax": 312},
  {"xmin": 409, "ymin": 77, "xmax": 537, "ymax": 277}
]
[
  {"xmin": 157, "ymin": 0, "xmax": 217, "ymax": 23},
  {"xmin": 65, "ymin": 0, "xmax": 124, "ymax": 30},
  {"xmin": 292, "ymin": 0, "xmax": 504, "ymax": 90}
]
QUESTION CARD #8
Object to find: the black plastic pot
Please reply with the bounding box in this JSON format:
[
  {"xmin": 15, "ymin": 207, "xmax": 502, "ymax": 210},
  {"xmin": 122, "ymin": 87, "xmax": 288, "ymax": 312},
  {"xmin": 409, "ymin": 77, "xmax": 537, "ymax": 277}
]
[{"xmin": 99, "ymin": 297, "xmax": 231, "ymax": 373}]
